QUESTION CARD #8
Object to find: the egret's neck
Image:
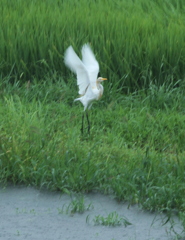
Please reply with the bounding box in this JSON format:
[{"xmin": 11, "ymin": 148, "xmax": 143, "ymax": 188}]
[{"xmin": 96, "ymin": 81, "xmax": 101, "ymax": 90}]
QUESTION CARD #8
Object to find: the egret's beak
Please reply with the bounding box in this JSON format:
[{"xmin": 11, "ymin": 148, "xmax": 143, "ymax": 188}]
[{"xmin": 102, "ymin": 78, "xmax": 107, "ymax": 81}]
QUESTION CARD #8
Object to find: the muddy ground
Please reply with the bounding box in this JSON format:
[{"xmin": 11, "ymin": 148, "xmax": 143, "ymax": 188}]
[{"xmin": 0, "ymin": 185, "xmax": 182, "ymax": 240}]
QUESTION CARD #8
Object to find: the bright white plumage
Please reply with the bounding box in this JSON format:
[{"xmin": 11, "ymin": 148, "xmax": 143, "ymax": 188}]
[
  {"xmin": 64, "ymin": 43, "xmax": 107, "ymax": 110},
  {"xmin": 64, "ymin": 43, "xmax": 107, "ymax": 134}
]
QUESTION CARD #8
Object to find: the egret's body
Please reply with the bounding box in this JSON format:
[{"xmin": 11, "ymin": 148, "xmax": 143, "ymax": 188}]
[
  {"xmin": 64, "ymin": 43, "xmax": 107, "ymax": 134},
  {"xmin": 74, "ymin": 78, "xmax": 104, "ymax": 110}
]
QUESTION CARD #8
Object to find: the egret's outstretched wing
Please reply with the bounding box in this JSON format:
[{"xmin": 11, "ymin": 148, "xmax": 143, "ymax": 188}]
[
  {"xmin": 64, "ymin": 46, "xmax": 89, "ymax": 95},
  {"xmin": 81, "ymin": 44, "xmax": 99, "ymax": 88}
]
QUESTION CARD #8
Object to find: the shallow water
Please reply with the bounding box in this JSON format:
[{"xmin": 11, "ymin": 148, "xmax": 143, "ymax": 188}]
[{"xmin": 0, "ymin": 185, "xmax": 182, "ymax": 240}]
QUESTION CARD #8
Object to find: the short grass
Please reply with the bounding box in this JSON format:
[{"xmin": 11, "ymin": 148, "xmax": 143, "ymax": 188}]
[
  {"xmin": 58, "ymin": 193, "xmax": 93, "ymax": 215},
  {"xmin": 0, "ymin": 75, "xmax": 185, "ymax": 237},
  {"xmin": 91, "ymin": 211, "xmax": 132, "ymax": 227}
]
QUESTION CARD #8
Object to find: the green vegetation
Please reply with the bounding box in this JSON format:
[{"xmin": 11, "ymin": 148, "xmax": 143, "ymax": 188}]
[
  {"xmin": 0, "ymin": 0, "xmax": 185, "ymax": 237},
  {"xmin": 58, "ymin": 193, "xmax": 93, "ymax": 214},
  {"xmin": 1, "ymin": 76, "xmax": 185, "ymax": 214},
  {"xmin": 0, "ymin": 0, "xmax": 185, "ymax": 90},
  {"xmin": 89, "ymin": 211, "xmax": 132, "ymax": 227}
]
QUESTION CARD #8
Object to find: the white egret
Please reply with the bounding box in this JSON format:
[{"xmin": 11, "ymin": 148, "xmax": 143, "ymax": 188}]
[{"xmin": 64, "ymin": 43, "xmax": 107, "ymax": 134}]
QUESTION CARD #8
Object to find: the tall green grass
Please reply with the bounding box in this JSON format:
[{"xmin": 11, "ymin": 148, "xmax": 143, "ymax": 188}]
[
  {"xmin": 0, "ymin": 75, "xmax": 185, "ymax": 198},
  {"xmin": 0, "ymin": 0, "xmax": 185, "ymax": 90},
  {"xmin": 1, "ymin": 75, "xmax": 185, "ymax": 235}
]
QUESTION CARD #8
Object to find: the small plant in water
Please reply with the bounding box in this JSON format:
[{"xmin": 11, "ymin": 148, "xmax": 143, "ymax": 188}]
[
  {"xmin": 90, "ymin": 211, "xmax": 132, "ymax": 227},
  {"xmin": 58, "ymin": 194, "xmax": 93, "ymax": 215}
]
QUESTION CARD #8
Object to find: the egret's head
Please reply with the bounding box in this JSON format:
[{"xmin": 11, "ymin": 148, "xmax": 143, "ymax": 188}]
[{"xmin": 97, "ymin": 77, "xmax": 107, "ymax": 83}]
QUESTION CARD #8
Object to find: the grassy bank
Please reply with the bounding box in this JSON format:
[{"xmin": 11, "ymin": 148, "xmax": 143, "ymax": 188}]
[
  {"xmin": 0, "ymin": 76, "xmax": 185, "ymax": 216},
  {"xmin": 0, "ymin": 0, "xmax": 185, "ymax": 90}
]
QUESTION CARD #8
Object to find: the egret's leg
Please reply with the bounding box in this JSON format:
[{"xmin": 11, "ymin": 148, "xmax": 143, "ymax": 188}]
[
  {"xmin": 81, "ymin": 113, "xmax": 84, "ymax": 134},
  {"xmin": 86, "ymin": 112, "xmax": 90, "ymax": 134}
]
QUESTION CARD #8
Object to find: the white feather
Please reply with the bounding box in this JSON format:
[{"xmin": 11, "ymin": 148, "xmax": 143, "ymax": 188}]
[
  {"xmin": 64, "ymin": 44, "xmax": 99, "ymax": 95},
  {"xmin": 81, "ymin": 44, "xmax": 99, "ymax": 88},
  {"xmin": 64, "ymin": 45, "xmax": 89, "ymax": 95},
  {"xmin": 64, "ymin": 44, "xmax": 106, "ymax": 111}
]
